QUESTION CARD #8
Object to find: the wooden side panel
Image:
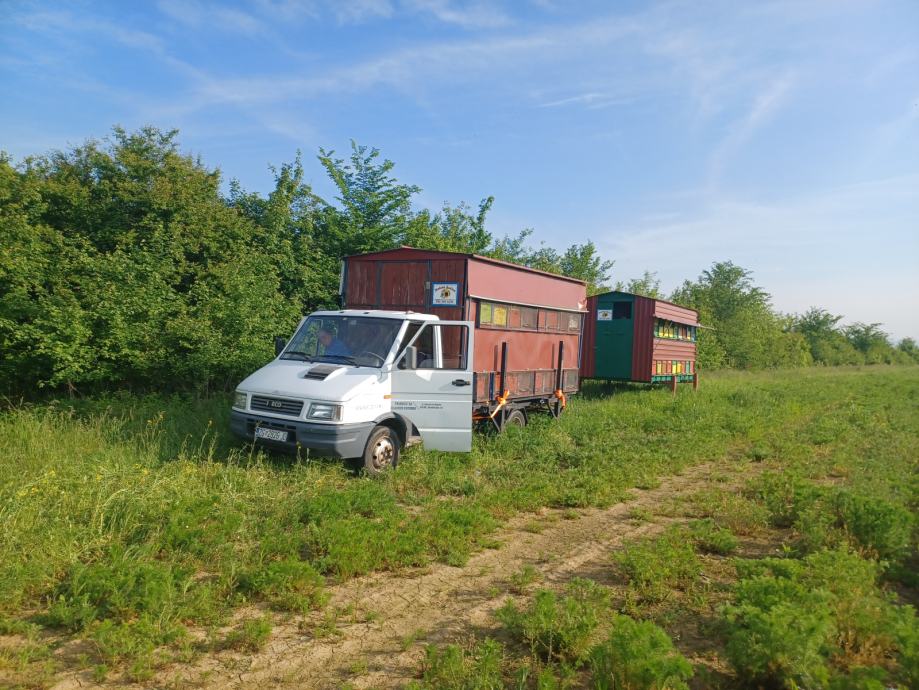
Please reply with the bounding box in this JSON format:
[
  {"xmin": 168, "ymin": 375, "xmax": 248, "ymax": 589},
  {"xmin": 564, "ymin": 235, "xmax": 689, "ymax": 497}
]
[
  {"xmin": 345, "ymin": 260, "xmax": 377, "ymax": 306},
  {"xmin": 653, "ymin": 301, "xmax": 700, "ymax": 326},
  {"xmin": 631, "ymin": 296, "xmax": 655, "ymax": 382},
  {"xmin": 379, "ymin": 262, "xmax": 427, "ymax": 308},
  {"xmin": 580, "ymin": 295, "xmax": 598, "ymax": 378},
  {"xmin": 467, "ymin": 258, "xmax": 587, "ymax": 311}
]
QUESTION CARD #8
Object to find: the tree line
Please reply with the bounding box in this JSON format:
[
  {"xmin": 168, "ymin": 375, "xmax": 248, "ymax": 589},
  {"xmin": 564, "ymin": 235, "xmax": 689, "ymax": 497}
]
[{"xmin": 1, "ymin": 127, "xmax": 915, "ymax": 394}]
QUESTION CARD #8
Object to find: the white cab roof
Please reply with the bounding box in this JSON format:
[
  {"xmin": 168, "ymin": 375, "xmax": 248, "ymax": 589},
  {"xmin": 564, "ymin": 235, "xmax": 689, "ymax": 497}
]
[{"xmin": 309, "ymin": 309, "xmax": 440, "ymax": 321}]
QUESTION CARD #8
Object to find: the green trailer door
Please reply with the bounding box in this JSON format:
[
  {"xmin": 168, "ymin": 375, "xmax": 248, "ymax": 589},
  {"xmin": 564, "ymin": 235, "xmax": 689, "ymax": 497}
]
[{"xmin": 593, "ymin": 294, "xmax": 634, "ymax": 379}]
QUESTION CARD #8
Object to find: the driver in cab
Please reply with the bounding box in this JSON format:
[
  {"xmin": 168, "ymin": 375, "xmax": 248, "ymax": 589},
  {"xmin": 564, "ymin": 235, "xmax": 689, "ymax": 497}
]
[{"xmin": 318, "ymin": 328, "xmax": 351, "ymax": 357}]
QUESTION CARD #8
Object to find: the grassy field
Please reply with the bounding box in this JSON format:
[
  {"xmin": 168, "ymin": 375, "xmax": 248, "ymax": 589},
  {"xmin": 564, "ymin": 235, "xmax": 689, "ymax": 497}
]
[{"xmin": 1, "ymin": 366, "xmax": 917, "ymax": 688}]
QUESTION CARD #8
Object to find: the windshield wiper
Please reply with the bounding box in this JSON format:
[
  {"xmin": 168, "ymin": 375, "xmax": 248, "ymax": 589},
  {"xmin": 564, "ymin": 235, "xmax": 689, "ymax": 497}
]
[
  {"xmin": 280, "ymin": 351, "xmax": 314, "ymax": 362},
  {"xmin": 315, "ymin": 354, "xmax": 358, "ymax": 365}
]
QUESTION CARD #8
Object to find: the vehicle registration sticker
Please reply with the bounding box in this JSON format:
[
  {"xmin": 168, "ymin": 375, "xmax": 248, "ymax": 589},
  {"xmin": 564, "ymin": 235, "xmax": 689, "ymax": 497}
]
[{"xmin": 254, "ymin": 427, "xmax": 289, "ymax": 442}]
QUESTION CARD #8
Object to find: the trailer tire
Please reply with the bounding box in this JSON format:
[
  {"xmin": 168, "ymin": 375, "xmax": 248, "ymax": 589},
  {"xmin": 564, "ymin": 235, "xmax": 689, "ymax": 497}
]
[
  {"xmin": 504, "ymin": 409, "xmax": 527, "ymax": 428},
  {"xmin": 362, "ymin": 425, "xmax": 400, "ymax": 475}
]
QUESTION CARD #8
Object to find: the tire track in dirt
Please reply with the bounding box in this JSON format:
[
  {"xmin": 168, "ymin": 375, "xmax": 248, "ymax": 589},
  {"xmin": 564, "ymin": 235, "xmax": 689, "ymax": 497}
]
[{"xmin": 160, "ymin": 460, "xmax": 746, "ymax": 690}]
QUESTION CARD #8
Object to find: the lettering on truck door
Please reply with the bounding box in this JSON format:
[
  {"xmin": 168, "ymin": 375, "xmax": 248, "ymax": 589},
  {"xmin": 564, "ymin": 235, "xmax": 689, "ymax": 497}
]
[{"xmin": 389, "ymin": 321, "xmax": 474, "ymax": 452}]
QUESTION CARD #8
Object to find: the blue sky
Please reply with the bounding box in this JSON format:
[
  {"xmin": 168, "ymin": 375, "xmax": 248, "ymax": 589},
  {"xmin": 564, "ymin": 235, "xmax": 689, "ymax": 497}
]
[{"xmin": 2, "ymin": 0, "xmax": 918, "ymax": 339}]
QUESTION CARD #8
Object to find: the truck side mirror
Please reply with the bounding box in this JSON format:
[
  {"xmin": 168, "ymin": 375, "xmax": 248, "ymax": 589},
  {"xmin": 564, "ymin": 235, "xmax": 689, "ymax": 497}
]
[
  {"xmin": 403, "ymin": 345, "xmax": 418, "ymax": 370},
  {"xmin": 274, "ymin": 336, "xmax": 286, "ymax": 356}
]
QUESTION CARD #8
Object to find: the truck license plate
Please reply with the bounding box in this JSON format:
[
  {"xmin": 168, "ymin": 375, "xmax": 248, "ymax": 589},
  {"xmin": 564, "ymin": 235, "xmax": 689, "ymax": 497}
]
[{"xmin": 254, "ymin": 427, "xmax": 289, "ymax": 442}]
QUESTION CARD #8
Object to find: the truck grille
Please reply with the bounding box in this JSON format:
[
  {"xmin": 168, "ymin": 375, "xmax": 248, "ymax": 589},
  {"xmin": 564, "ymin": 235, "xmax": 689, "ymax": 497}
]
[{"xmin": 250, "ymin": 396, "xmax": 304, "ymax": 417}]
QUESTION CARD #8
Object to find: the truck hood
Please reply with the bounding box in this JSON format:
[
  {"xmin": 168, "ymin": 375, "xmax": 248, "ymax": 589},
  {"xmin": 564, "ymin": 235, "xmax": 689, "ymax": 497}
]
[{"xmin": 236, "ymin": 360, "xmax": 382, "ymax": 403}]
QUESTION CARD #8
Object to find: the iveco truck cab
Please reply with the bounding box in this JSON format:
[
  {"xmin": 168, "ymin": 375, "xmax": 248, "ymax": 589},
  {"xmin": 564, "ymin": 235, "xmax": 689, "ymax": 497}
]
[{"xmin": 230, "ymin": 310, "xmax": 474, "ymax": 473}]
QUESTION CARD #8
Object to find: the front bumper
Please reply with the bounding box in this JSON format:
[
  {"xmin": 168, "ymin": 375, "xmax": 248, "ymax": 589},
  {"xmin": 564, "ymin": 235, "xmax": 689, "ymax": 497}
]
[{"xmin": 230, "ymin": 410, "xmax": 374, "ymax": 458}]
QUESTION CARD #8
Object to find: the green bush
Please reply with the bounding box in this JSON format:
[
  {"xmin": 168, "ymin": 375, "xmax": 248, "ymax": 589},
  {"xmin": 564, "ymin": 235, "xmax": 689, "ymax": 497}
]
[
  {"xmin": 414, "ymin": 638, "xmax": 504, "ymax": 690},
  {"xmin": 724, "ymin": 549, "xmax": 917, "ymax": 688},
  {"xmin": 688, "ymin": 519, "xmax": 739, "ymax": 555},
  {"xmin": 497, "ymin": 579, "xmax": 609, "ymax": 665},
  {"xmin": 725, "ymin": 570, "xmax": 835, "ymax": 687},
  {"xmin": 613, "ymin": 528, "xmax": 701, "ymax": 603},
  {"xmin": 237, "ymin": 558, "xmax": 327, "ymax": 613},
  {"xmin": 833, "ymin": 492, "xmax": 914, "ymax": 562},
  {"xmin": 589, "ymin": 614, "xmax": 693, "ymax": 690}
]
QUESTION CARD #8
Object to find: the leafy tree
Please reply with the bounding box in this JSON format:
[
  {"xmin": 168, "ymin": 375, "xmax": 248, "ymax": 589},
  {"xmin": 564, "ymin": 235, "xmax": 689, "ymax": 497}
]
[
  {"xmin": 897, "ymin": 338, "xmax": 919, "ymax": 363},
  {"xmin": 615, "ymin": 270, "xmax": 662, "ymax": 298},
  {"xmin": 672, "ymin": 262, "xmax": 810, "ymax": 369},
  {"xmin": 791, "ymin": 309, "xmax": 862, "ymax": 365}
]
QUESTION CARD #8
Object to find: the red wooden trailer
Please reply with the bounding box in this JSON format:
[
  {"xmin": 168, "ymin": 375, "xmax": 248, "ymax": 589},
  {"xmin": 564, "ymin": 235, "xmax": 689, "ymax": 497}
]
[
  {"xmin": 580, "ymin": 291, "xmax": 700, "ymax": 391},
  {"xmin": 342, "ymin": 247, "xmax": 587, "ymax": 422}
]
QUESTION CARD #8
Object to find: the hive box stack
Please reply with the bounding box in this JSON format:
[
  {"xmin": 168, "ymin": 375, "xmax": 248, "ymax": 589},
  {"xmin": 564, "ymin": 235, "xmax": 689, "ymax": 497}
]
[
  {"xmin": 580, "ymin": 291, "xmax": 699, "ymax": 386},
  {"xmin": 342, "ymin": 247, "xmax": 587, "ymax": 404}
]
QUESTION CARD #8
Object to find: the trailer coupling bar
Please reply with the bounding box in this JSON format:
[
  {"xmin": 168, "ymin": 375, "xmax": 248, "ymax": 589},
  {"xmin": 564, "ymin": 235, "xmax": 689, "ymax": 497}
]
[{"xmin": 489, "ymin": 390, "xmax": 510, "ymax": 419}]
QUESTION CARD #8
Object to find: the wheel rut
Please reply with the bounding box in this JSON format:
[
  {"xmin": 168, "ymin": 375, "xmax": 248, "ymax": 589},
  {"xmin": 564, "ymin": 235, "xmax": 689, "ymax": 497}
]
[{"xmin": 159, "ymin": 460, "xmax": 736, "ymax": 690}]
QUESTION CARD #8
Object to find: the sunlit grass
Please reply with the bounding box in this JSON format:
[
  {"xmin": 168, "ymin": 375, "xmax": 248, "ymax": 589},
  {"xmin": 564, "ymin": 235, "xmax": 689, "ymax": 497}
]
[{"xmin": 1, "ymin": 365, "xmax": 917, "ymax": 681}]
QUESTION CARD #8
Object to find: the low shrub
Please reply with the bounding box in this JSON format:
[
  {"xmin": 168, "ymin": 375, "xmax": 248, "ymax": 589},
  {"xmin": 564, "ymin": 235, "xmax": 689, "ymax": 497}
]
[
  {"xmin": 412, "ymin": 638, "xmax": 504, "ymax": 690},
  {"xmin": 497, "ymin": 579, "xmax": 609, "ymax": 665},
  {"xmin": 833, "ymin": 492, "xmax": 914, "ymax": 562},
  {"xmin": 589, "ymin": 614, "xmax": 693, "ymax": 690},
  {"xmin": 237, "ymin": 557, "xmax": 327, "ymax": 613},
  {"xmin": 724, "ymin": 549, "xmax": 916, "ymax": 688},
  {"xmin": 688, "ymin": 519, "xmax": 739, "ymax": 555},
  {"xmin": 222, "ymin": 616, "xmax": 272, "ymax": 652},
  {"xmin": 613, "ymin": 528, "xmax": 701, "ymax": 603}
]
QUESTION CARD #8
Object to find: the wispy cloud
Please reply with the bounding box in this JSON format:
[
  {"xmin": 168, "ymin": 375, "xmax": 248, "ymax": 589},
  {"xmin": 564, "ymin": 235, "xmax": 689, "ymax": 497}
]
[
  {"xmin": 538, "ymin": 92, "xmax": 633, "ymax": 109},
  {"xmin": 706, "ymin": 73, "xmax": 795, "ymax": 189},
  {"xmin": 404, "ymin": 0, "xmax": 511, "ymax": 29},
  {"xmin": 157, "ymin": 0, "xmax": 266, "ymax": 35}
]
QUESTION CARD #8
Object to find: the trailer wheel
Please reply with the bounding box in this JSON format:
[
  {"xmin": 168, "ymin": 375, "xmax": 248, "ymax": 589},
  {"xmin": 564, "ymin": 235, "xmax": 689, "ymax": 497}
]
[
  {"xmin": 362, "ymin": 425, "xmax": 400, "ymax": 475},
  {"xmin": 504, "ymin": 409, "xmax": 527, "ymax": 428}
]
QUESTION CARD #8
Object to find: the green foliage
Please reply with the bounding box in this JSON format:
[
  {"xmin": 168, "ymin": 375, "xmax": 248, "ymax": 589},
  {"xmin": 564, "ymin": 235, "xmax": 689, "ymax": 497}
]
[
  {"xmin": 688, "ymin": 518, "xmax": 739, "ymax": 555},
  {"xmin": 749, "ymin": 472, "xmax": 915, "ymax": 565},
  {"xmin": 497, "ymin": 579, "xmax": 610, "ymax": 664},
  {"xmin": 612, "ymin": 528, "xmax": 702, "ymax": 603},
  {"xmin": 671, "ymin": 261, "xmax": 813, "ymax": 369},
  {"xmin": 614, "ymin": 270, "xmax": 662, "ymax": 299},
  {"xmin": 414, "ymin": 638, "xmax": 505, "ymax": 690},
  {"xmin": 724, "ymin": 549, "xmax": 917, "ymax": 688},
  {"xmin": 237, "ymin": 558, "xmax": 328, "ymax": 613},
  {"xmin": 1, "ymin": 366, "xmax": 916, "ymax": 681},
  {"xmin": 589, "ymin": 615, "xmax": 693, "ymax": 690},
  {"xmin": 1, "ymin": 129, "xmax": 621, "ymax": 394},
  {"xmin": 222, "ymin": 616, "xmax": 273, "ymax": 652}
]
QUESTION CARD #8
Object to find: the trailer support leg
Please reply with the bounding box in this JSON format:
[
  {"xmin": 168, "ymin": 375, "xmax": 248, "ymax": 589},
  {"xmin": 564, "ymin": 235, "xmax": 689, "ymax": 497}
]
[
  {"xmin": 693, "ymin": 372, "xmax": 699, "ymax": 391},
  {"xmin": 554, "ymin": 340, "xmax": 565, "ymax": 418},
  {"xmin": 671, "ymin": 375, "xmax": 678, "ymax": 395}
]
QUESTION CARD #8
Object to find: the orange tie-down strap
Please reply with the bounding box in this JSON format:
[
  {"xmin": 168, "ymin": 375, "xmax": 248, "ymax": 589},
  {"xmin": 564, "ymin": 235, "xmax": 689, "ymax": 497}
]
[
  {"xmin": 489, "ymin": 390, "xmax": 511, "ymax": 419},
  {"xmin": 554, "ymin": 389, "xmax": 567, "ymax": 408}
]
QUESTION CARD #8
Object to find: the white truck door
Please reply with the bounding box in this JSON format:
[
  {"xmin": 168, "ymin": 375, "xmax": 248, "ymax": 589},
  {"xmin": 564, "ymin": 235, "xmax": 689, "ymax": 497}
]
[{"xmin": 389, "ymin": 321, "xmax": 474, "ymax": 452}]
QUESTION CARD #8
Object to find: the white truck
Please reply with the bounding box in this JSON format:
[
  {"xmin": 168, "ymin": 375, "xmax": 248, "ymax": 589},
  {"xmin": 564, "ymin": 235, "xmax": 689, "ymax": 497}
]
[{"xmin": 230, "ymin": 310, "xmax": 475, "ymax": 474}]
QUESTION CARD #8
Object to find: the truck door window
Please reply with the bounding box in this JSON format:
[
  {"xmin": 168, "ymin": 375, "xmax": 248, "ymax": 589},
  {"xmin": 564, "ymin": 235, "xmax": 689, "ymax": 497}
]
[
  {"xmin": 437, "ymin": 324, "xmax": 468, "ymax": 370},
  {"xmin": 396, "ymin": 323, "xmax": 468, "ymax": 370}
]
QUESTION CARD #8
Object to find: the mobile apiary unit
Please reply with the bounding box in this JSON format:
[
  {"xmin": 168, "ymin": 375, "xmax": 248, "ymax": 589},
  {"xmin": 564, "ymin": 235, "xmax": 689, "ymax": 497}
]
[
  {"xmin": 580, "ymin": 291, "xmax": 699, "ymax": 388},
  {"xmin": 342, "ymin": 247, "xmax": 587, "ymax": 418},
  {"xmin": 231, "ymin": 247, "xmax": 587, "ymax": 471}
]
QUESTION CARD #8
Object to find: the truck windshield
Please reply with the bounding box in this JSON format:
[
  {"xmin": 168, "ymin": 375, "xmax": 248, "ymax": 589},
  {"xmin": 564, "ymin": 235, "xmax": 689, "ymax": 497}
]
[{"xmin": 281, "ymin": 316, "xmax": 403, "ymax": 368}]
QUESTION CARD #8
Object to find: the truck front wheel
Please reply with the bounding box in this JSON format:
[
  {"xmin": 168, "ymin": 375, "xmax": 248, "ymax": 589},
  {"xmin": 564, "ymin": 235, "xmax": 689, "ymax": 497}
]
[{"xmin": 362, "ymin": 425, "xmax": 400, "ymax": 475}]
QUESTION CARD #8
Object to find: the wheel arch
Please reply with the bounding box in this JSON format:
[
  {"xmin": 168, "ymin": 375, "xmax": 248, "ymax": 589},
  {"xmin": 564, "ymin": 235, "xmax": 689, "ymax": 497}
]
[{"xmin": 372, "ymin": 413, "xmax": 409, "ymax": 447}]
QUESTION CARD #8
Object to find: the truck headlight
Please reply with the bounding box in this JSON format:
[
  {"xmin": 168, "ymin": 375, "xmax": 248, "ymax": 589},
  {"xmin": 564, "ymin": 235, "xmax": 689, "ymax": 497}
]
[
  {"xmin": 307, "ymin": 403, "xmax": 341, "ymax": 421},
  {"xmin": 233, "ymin": 391, "xmax": 248, "ymax": 410}
]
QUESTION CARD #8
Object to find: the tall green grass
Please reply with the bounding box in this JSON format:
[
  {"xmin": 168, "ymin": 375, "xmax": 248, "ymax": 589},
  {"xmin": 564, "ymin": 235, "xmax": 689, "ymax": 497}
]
[{"xmin": 1, "ymin": 366, "xmax": 917, "ymax": 679}]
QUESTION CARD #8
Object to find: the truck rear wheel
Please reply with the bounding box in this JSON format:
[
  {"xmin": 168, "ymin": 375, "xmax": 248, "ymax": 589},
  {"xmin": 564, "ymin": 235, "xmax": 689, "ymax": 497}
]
[{"xmin": 362, "ymin": 425, "xmax": 400, "ymax": 475}]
